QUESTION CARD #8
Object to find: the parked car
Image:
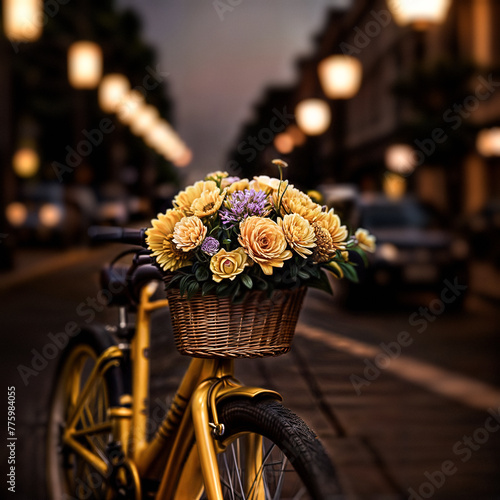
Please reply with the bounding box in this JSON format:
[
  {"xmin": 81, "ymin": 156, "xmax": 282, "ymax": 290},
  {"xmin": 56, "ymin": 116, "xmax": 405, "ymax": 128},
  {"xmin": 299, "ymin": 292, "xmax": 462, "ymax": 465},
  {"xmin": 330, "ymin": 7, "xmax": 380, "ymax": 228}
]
[{"xmin": 337, "ymin": 194, "xmax": 469, "ymax": 307}]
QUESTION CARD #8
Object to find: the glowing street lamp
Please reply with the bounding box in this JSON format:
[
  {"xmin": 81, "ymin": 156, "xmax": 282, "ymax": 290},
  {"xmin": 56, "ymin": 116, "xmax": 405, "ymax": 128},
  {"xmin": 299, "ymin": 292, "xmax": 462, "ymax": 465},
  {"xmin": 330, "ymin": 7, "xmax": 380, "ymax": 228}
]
[
  {"xmin": 3, "ymin": 0, "xmax": 43, "ymax": 42},
  {"xmin": 98, "ymin": 74, "xmax": 130, "ymax": 113},
  {"xmin": 117, "ymin": 90, "xmax": 145, "ymax": 125},
  {"xmin": 5, "ymin": 202, "xmax": 28, "ymax": 227},
  {"xmin": 318, "ymin": 55, "xmax": 362, "ymax": 100},
  {"xmin": 387, "ymin": 0, "xmax": 452, "ymax": 30},
  {"xmin": 476, "ymin": 127, "xmax": 500, "ymax": 157},
  {"xmin": 385, "ymin": 144, "xmax": 417, "ymax": 175},
  {"xmin": 274, "ymin": 132, "xmax": 294, "ymax": 154},
  {"xmin": 295, "ymin": 99, "xmax": 331, "ymax": 136},
  {"xmin": 12, "ymin": 147, "xmax": 40, "ymax": 178},
  {"xmin": 130, "ymin": 105, "xmax": 160, "ymax": 136},
  {"xmin": 68, "ymin": 41, "xmax": 103, "ymax": 89}
]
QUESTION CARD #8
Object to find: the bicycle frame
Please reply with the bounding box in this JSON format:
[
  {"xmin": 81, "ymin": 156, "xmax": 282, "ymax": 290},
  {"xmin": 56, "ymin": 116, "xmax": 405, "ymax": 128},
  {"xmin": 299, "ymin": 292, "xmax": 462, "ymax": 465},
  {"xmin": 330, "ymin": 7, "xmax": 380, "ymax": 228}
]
[{"xmin": 62, "ymin": 279, "xmax": 282, "ymax": 500}]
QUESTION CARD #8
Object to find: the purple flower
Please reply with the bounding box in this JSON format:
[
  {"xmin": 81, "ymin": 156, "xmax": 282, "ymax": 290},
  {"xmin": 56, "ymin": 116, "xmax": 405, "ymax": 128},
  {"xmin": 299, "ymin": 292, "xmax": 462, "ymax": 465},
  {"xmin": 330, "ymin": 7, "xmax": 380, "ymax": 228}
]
[
  {"xmin": 220, "ymin": 189, "xmax": 269, "ymax": 228},
  {"xmin": 201, "ymin": 236, "xmax": 220, "ymax": 256}
]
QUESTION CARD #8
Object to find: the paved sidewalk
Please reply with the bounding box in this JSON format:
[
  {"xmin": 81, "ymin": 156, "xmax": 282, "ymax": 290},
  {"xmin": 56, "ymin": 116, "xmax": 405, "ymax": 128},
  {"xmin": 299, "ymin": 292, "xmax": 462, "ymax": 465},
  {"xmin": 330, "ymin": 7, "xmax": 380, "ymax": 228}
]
[{"xmin": 2, "ymin": 246, "xmax": 499, "ymax": 499}]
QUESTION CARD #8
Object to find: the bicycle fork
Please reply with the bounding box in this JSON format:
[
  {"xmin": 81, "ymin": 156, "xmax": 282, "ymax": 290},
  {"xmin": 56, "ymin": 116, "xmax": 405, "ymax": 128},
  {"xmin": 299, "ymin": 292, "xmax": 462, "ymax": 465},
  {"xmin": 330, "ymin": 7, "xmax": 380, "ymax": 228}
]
[{"xmin": 143, "ymin": 359, "xmax": 281, "ymax": 500}]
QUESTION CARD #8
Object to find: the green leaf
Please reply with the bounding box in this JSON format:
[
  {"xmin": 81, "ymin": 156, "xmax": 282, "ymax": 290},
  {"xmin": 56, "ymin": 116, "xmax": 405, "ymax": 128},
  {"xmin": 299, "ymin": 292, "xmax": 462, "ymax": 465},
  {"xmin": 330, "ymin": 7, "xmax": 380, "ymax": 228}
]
[
  {"xmin": 202, "ymin": 281, "xmax": 216, "ymax": 296},
  {"xmin": 339, "ymin": 262, "xmax": 359, "ymax": 283},
  {"xmin": 195, "ymin": 266, "xmax": 210, "ymax": 282},
  {"xmin": 240, "ymin": 274, "xmax": 253, "ymax": 289},
  {"xmin": 307, "ymin": 273, "xmax": 334, "ymax": 295},
  {"xmin": 186, "ymin": 281, "xmax": 200, "ymax": 299},
  {"xmin": 298, "ymin": 270, "xmax": 310, "ymax": 280}
]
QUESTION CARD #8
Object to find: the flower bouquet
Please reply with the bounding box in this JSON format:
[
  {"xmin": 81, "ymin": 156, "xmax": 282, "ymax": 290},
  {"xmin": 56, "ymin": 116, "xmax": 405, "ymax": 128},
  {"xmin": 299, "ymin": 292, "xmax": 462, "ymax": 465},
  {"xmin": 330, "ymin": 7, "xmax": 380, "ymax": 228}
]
[{"xmin": 146, "ymin": 160, "xmax": 375, "ymax": 358}]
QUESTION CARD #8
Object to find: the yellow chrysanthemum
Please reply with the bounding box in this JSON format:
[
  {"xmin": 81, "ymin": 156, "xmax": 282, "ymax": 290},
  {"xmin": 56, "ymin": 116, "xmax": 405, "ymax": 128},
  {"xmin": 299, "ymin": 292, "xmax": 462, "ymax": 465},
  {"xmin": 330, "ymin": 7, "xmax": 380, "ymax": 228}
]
[
  {"xmin": 355, "ymin": 228, "xmax": 376, "ymax": 253},
  {"xmin": 172, "ymin": 216, "xmax": 207, "ymax": 252},
  {"xmin": 190, "ymin": 188, "xmax": 226, "ymax": 218},
  {"xmin": 278, "ymin": 214, "xmax": 316, "ymax": 259},
  {"xmin": 205, "ymin": 171, "xmax": 228, "ymax": 182},
  {"xmin": 275, "ymin": 187, "xmax": 323, "ymax": 222},
  {"xmin": 146, "ymin": 209, "xmax": 192, "ymax": 272},
  {"xmin": 210, "ymin": 247, "xmax": 249, "ymax": 282},
  {"xmin": 314, "ymin": 209, "xmax": 348, "ymax": 251},
  {"xmin": 173, "ymin": 180, "xmax": 218, "ymax": 215},
  {"xmin": 238, "ymin": 216, "xmax": 292, "ymax": 275}
]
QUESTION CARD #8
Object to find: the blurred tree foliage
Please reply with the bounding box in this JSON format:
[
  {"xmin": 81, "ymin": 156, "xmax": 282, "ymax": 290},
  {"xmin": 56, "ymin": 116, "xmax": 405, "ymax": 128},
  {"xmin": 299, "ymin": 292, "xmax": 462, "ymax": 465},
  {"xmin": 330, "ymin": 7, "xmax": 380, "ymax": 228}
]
[{"xmin": 7, "ymin": 0, "xmax": 178, "ymax": 188}]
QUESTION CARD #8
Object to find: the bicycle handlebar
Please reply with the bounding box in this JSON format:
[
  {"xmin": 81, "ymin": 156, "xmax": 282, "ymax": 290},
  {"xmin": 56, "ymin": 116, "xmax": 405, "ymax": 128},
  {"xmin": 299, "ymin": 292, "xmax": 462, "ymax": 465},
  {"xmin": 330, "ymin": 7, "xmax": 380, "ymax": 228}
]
[{"xmin": 88, "ymin": 226, "xmax": 147, "ymax": 247}]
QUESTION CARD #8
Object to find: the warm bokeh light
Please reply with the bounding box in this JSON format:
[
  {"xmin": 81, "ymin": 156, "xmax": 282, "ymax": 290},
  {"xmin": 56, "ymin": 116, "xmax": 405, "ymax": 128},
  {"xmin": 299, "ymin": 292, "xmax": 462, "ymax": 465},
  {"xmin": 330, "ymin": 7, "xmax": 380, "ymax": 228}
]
[
  {"xmin": 286, "ymin": 124, "xmax": 306, "ymax": 147},
  {"xmin": 295, "ymin": 99, "xmax": 331, "ymax": 136},
  {"xmin": 172, "ymin": 148, "xmax": 193, "ymax": 167},
  {"xmin": 12, "ymin": 147, "xmax": 40, "ymax": 178},
  {"xmin": 385, "ymin": 144, "xmax": 417, "ymax": 175},
  {"xmin": 68, "ymin": 41, "xmax": 103, "ymax": 89},
  {"xmin": 117, "ymin": 90, "xmax": 145, "ymax": 125},
  {"xmin": 476, "ymin": 127, "xmax": 500, "ymax": 157},
  {"xmin": 130, "ymin": 105, "xmax": 160, "ymax": 136},
  {"xmin": 3, "ymin": 0, "xmax": 42, "ymax": 42},
  {"xmin": 39, "ymin": 203, "xmax": 63, "ymax": 228},
  {"xmin": 388, "ymin": 0, "xmax": 451, "ymax": 29},
  {"xmin": 383, "ymin": 172, "xmax": 407, "ymax": 200},
  {"xmin": 5, "ymin": 202, "xmax": 28, "ymax": 227},
  {"xmin": 98, "ymin": 74, "xmax": 130, "ymax": 113},
  {"xmin": 144, "ymin": 120, "xmax": 191, "ymax": 164},
  {"xmin": 318, "ymin": 55, "xmax": 363, "ymax": 99},
  {"xmin": 274, "ymin": 132, "xmax": 294, "ymax": 154}
]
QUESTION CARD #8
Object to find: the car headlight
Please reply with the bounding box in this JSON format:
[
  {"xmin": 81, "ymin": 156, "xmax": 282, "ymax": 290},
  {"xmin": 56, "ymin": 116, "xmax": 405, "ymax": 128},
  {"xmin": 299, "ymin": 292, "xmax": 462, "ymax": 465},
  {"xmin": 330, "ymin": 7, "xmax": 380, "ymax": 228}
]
[{"xmin": 39, "ymin": 203, "xmax": 63, "ymax": 228}]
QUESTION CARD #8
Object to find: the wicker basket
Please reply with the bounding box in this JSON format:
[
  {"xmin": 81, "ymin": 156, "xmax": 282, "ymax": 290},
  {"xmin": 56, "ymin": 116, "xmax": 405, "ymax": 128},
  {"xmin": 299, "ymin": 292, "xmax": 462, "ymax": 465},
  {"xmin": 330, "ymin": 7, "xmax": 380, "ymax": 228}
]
[{"xmin": 164, "ymin": 285, "xmax": 306, "ymax": 358}]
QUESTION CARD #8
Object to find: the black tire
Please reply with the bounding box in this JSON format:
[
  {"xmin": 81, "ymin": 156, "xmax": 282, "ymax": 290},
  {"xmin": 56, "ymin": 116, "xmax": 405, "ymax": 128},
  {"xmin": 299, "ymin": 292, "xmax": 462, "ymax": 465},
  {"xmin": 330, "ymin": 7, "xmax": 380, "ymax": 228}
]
[
  {"xmin": 201, "ymin": 397, "xmax": 343, "ymax": 499},
  {"xmin": 46, "ymin": 325, "xmax": 126, "ymax": 500}
]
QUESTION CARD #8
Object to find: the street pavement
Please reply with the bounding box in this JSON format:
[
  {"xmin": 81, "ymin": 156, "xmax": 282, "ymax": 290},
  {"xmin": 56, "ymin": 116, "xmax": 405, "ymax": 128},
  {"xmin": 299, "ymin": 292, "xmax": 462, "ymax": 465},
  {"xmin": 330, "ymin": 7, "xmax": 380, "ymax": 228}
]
[{"xmin": 1, "ymin": 245, "xmax": 499, "ymax": 499}]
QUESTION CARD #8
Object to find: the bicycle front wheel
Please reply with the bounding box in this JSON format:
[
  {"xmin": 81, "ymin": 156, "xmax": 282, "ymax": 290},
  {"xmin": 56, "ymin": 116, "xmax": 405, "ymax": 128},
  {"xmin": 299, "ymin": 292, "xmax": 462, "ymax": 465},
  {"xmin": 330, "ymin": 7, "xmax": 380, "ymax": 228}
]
[{"xmin": 176, "ymin": 397, "xmax": 342, "ymax": 500}]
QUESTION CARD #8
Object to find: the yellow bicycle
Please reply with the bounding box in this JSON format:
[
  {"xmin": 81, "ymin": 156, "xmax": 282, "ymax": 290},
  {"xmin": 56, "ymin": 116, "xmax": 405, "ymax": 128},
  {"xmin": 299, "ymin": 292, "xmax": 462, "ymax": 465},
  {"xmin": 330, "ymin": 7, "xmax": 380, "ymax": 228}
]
[{"xmin": 46, "ymin": 227, "xmax": 342, "ymax": 499}]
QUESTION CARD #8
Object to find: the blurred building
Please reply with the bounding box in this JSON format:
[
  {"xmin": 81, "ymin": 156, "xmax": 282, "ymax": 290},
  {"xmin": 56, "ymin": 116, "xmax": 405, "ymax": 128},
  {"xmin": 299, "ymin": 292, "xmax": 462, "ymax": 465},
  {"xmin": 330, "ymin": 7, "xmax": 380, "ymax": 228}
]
[
  {"xmin": 0, "ymin": 0, "xmax": 179, "ymax": 264},
  {"xmin": 228, "ymin": 0, "xmax": 500, "ymax": 221}
]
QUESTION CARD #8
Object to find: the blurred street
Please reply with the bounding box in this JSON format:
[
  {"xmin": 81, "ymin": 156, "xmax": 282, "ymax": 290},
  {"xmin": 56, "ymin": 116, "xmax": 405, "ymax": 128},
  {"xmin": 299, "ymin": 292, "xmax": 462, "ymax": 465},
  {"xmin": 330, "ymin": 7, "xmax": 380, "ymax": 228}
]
[
  {"xmin": 1, "ymin": 244, "xmax": 499, "ymax": 499},
  {"xmin": 2, "ymin": 1, "xmax": 500, "ymax": 499}
]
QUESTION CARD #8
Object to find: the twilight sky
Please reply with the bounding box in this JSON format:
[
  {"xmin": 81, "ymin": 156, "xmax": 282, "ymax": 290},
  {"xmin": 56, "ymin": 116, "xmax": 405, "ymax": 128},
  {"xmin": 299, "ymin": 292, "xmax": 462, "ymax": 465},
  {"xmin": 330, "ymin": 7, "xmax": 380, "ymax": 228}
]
[{"xmin": 116, "ymin": 0, "xmax": 351, "ymax": 182}]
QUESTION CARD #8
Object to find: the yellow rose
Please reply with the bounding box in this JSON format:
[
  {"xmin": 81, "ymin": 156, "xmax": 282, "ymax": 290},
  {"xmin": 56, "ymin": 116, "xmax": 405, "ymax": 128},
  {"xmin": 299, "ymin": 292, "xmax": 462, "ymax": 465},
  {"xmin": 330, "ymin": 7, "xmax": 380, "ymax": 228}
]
[
  {"xmin": 355, "ymin": 228, "xmax": 376, "ymax": 253},
  {"xmin": 238, "ymin": 216, "xmax": 292, "ymax": 275},
  {"xmin": 278, "ymin": 213, "xmax": 316, "ymax": 258},
  {"xmin": 146, "ymin": 209, "xmax": 192, "ymax": 272},
  {"xmin": 210, "ymin": 248, "xmax": 249, "ymax": 282},
  {"xmin": 250, "ymin": 175, "xmax": 285, "ymax": 193},
  {"xmin": 226, "ymin": 178, "xmax": 250, "ymax": 193},
  {"xmin": 172, "ymin": 216, "xmax": 207, "ymax": 252}
]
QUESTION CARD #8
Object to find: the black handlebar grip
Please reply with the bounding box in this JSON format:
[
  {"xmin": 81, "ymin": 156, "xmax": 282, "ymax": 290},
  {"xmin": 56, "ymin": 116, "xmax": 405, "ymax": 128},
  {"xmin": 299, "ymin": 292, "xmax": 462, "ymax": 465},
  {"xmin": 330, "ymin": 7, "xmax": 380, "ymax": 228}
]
[{"xmin": 88, "ymin": 226, "xmax": 147, "ymax": 247}]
